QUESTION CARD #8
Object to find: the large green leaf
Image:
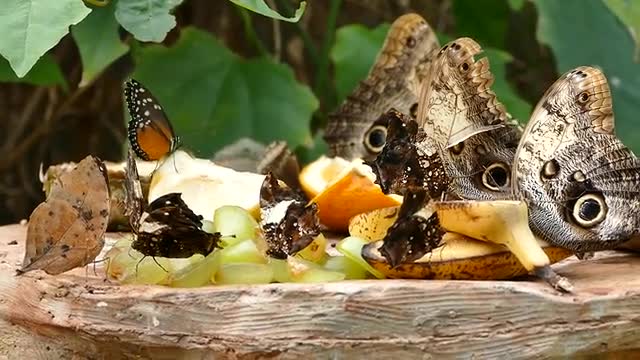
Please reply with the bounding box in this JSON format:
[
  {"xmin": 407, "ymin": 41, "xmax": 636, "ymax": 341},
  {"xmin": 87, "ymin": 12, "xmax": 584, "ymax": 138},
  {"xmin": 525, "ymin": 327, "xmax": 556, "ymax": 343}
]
[
  {"xmin": 603, "ymin": 0, "xmax": 640, "ymax": 60},
  {"xmin": 115, "ymin": 0, "xmax": 183, "ymax": 42},
  {"xmin": 330, "ymin": 23, "xmax": 390, "ymax": 103},
  {"xmin": 131, "ymin": 28, "xmax": 318, "ymax": 156},
  {"xmin": 228, "ymin": 0, "xmax": 306, "ymax": 22},
  {"xmin": 535, "ymin": 0, "xmax": 640, "ymax": 151},
  {"xmin": 453, "ymin": 0, "xmax": 511, "ymax": 50},
  {"xmin": 0, "ymin": 0, "xmax": 91, "ymax": 77},
  {"xmin": 0, "ymin": 54, "xmax": 66, "ymax": 87},
  {"xmin": 72, "ymin": 0, "xmax": 129, "ymax": 87},
  {"xmin": 483, "ymin": 48, "xmax": 532, "ymax": 122}
]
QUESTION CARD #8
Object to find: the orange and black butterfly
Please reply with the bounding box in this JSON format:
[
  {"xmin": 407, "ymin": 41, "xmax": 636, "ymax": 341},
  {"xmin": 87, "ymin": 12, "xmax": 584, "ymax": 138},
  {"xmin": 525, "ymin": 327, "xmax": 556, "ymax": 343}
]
[{"xmin": 124, "ymin": 79, "xmax": 180, "ymax": 161}]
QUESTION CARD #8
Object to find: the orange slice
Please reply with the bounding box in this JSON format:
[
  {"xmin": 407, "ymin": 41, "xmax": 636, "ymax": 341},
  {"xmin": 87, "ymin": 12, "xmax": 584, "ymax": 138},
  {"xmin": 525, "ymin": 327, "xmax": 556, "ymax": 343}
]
[{"xmin": 299, "ymin": 156, "xmax": 401, "ymax": 232}]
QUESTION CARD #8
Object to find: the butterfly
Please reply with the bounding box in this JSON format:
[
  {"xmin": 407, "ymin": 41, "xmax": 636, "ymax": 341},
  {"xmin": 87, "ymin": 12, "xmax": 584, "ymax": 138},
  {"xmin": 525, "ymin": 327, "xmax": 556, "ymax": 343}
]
[
  {"xmin": 125, "ymin": 79, "xmax": 180, "ymax": 161},
  {"xmin": 366, "ymin": 109, "xmax": 449, "ymax": 199},
  {"xmin": 416, "ymin": 37, "xmax": 522, "ymax": 200},
  {"xmin": 512, "ymin": 66, "xmax": 640, "ymax": 253},
  {"xmin": 377, "ymin": 189, "xmax": 444, "ymax": 268},
  {"xmin": 124, "ymin": 148, "xmax": 220, "ymax": 258},
  {"xmin": 324, "ymin": 13, "xmax": 440, "ymax": 161},
  {"xmin": 259, "ymin": 172, "xmax": 320, "ymax": 259},
  {"xmin": 19, "ymin": 156, "xmax": 110, "ymax": 275}
]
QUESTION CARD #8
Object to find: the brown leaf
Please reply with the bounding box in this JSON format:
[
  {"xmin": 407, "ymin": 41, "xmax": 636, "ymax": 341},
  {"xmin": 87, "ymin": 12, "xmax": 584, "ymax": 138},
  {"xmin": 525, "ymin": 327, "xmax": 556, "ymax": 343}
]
[{"xmin": 19, "ymin": 156, "xmax": 110, "ymax": 275}]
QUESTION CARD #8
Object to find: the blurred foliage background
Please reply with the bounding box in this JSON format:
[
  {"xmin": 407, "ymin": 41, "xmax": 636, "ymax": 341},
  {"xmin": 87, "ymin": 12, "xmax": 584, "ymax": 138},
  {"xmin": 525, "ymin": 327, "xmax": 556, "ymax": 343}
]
[{"xmin": 0, "ymin": 0, "xmax": 639, "ymax": 225}]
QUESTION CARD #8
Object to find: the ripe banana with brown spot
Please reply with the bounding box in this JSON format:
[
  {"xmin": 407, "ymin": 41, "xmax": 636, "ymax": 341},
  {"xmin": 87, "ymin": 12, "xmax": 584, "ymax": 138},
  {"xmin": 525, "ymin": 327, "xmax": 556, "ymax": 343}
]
[{"xmin": 350, "ymin": 201, "xmax": 573, "ymax": 288}]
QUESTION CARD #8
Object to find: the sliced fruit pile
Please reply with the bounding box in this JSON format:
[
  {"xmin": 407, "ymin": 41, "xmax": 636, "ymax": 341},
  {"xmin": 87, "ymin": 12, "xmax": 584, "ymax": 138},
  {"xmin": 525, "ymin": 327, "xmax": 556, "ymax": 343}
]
[{"xmin": 106, "ymin": 205, "xmax": 383, "ymax": 286}]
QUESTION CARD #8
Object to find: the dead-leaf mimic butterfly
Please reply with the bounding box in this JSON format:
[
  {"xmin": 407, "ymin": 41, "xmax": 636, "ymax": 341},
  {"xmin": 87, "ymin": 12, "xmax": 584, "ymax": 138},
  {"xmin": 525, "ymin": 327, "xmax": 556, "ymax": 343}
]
[
  {"xmin": 324, "ymin": 13, "xmax": 440, "ymax": 161},
  {"xmin": 125, "ymin": 79, "xmax": 180, "ymax": 161},
  {"xmin": 19, "ymin": 156, "xmax": 110, "ymax": 275},
  {"xmin": 513, "ymin": 66, "xmax": 640, "ymax": 252},
  {"xmin": 124, "ymin": 148, "xmax": 220, "ymax": 258}
]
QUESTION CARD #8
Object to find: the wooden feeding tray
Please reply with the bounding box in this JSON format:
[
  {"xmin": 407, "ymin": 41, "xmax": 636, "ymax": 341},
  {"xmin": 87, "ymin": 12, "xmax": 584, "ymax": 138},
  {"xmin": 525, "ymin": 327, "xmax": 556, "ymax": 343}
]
[{"xmin": 1, "ymin": 223, "xmax": 640, "ymax": 359}]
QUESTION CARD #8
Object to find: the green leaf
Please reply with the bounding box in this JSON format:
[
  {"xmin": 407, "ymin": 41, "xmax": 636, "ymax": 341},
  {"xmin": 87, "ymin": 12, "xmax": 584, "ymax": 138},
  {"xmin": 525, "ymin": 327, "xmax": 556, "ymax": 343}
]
[
  {"xmin": 115, "ymin": 0, "xmax": 183, "ymax": 42},
  {"xmin": 228, "ymin": 0, "xmax": 306, "ymax": 22},
  {"xmin": 131, "ymin": 28, "xmax": 318, "ymax": 156},
  {"xmin": 453, "ymin": 0, "xmax": 511, "ymax": 49},
  {"xmin": 603, "ymin": 0, "xmax": 640, "ymax": 60},
  {"xmin": 0, "ymin": 54, "xmax": 66, "ymax": 87},
  {"xmin": 0, "ymin": 0, "xmax": 91, "ymax": 77},
  {"xmin": 483, "ymin": 48, "xmax": 532, "ymax": 122},
  {"xmin": 330, "ymin": 23, "xmax": 390, "ymax": 103},
  {"xmin": 535, "ymin": 0, "xmax": 640, "ymax": 152},
  {"xmin": 508, "ymin": 0, "xmax": 526, "ymax": 10},
  {"xmin": 72, "ymin": 0, "xmax": 129, "ymax": 87}
]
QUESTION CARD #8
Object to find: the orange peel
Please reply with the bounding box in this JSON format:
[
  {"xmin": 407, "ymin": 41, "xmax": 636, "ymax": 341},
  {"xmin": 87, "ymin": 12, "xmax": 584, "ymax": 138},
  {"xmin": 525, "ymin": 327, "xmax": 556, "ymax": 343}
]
[{"xmin": 299, "ymin": 156, "xmax": 401, "ymax": 232}]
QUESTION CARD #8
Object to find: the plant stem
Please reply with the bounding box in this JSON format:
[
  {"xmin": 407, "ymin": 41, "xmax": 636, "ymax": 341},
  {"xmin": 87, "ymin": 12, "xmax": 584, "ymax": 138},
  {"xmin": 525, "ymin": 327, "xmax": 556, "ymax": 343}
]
[
  {"xmin": 236, "ymin": 7, "xmax": 270, "ymax": 58},
  {"xmin": 275, "ymin": 0, "xmax": 320, "ymax": 66}
]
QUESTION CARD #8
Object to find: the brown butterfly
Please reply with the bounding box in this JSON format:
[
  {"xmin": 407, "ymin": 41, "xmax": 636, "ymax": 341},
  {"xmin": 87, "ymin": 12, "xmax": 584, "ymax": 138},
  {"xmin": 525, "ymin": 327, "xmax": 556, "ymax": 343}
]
[
  {"xmin": 366, "ymin": 109, "xmax": 449, "ymax": 199},
  {"xmin": 259, "ymin": 172, "xmax": 321, "ymax": 259},
  {"xmin": 124, "ymin": 148, "xmax": 220, "ymax": 258},
  {"xmin": 324, "ymin": 13, "xmax": 440, "ymax": 160},
  {"xmin": 513, "ymin": 66, "xmax": 640, "ymax": 252},
  {"xmin": 19, "ymin": 156, "xmax": 110, "ymax": 275},
  {"xmin": 416, "ymin": 37, "xmax": 522, "ymax": 200},
  {"xmin": 377, "ymin": 189, "xmax": 444, "ymax": 267}
]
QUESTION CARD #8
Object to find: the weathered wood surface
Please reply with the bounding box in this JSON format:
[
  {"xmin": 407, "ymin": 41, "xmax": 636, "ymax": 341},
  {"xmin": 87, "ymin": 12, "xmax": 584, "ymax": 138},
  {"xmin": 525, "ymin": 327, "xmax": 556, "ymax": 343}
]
[{"xmin": 1, "ymin": 224, "xmax": 640, "ymax": 359}]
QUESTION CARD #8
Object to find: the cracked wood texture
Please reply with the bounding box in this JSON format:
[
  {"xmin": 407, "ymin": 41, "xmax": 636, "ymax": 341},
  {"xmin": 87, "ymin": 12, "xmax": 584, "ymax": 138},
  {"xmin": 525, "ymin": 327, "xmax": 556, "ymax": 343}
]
[{"xmin": 0, "ymin": 224, "xmax": 639, "ymax": 359}]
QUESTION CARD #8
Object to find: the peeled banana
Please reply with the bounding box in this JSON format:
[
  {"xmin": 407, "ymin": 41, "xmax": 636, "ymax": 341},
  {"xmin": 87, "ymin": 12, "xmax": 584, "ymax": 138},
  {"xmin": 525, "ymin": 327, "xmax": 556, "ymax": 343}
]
[{"xmin": 351, "ymin": 201, "xmax": 574, "ymax": 291}]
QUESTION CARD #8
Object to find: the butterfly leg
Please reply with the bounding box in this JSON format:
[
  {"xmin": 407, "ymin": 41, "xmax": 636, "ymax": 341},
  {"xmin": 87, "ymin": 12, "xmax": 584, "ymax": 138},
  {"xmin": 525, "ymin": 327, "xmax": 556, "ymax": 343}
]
[{"xmin": 534, "ymin": 265, "xmax": 574, "ymax": 293}]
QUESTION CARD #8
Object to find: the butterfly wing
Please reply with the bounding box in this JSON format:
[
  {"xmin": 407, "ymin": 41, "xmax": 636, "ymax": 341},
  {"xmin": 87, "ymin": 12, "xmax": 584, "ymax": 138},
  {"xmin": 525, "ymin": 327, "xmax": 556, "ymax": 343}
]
[
  {"xmin": 513, "ymin": 66, "xmax": 640, "ymax": 251},
  {"xmin": 259, "ymin": 173, "xmax": 320, "ymax": 259},
  {"xmin": 417, "ymin": 37, "xmax": 522, "ymax": 200},
  {"xmin": 366, "ymin": 109, "xmax": 448, "ymax": 199},
  {"xmin": 125, "ymin": 79, "xmax": 178, "ymax": 161},
  {"xmin": 133, "ymin": 193, "xmax": 220, "ymax": 258},
  {"xmin": 324, "ymin": 13, "xmax": 440, "ymax": 160}
]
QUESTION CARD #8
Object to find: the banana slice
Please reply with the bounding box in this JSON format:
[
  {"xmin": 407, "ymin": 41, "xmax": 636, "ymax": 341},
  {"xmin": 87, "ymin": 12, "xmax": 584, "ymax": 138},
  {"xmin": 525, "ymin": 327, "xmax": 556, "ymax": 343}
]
[{"xmin": 362, "ymin": 233, "xmax": 572, "ymax": 280}]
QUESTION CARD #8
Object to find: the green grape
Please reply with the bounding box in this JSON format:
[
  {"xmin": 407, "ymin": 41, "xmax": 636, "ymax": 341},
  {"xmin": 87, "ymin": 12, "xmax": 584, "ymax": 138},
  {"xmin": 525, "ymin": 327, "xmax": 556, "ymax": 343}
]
[
  {"xmin": 212, "ymin": 205, "xmax": 259, "ymax": 246},
  {"xmin": 105, "ymin": 242, "xmax": 172, "ymax": 285},
  {"xmin": 219, "ymin": 238, "xmax": 267, "ymax": 264},
  {"xmin": 201, "ymin": 219, "xmax": 216, "ymax": 234},
  {"xmin": 215, "ymin": 263, "xmax": 274, "ymax": 284},
  {"xmin": 287, "ymin": 256, "xmax": 345, "ymax": 283},
  {"xmin": 336, "ymin": 236, "xmax": 386, "ymax": 279},
  {"xmin": 323, "ymin": 255, "xmax": 368, "ymax": 280},
  {"xmin": 168, "ymin": 251, "xmax": 220, "ymax": 288},
  {"xmin": 270, "ymin": 258, "xmax": 292, "ymax": 283},
  {"xmin": 297, "ymin": 234, "xmax": 329, "ymax": 264}
]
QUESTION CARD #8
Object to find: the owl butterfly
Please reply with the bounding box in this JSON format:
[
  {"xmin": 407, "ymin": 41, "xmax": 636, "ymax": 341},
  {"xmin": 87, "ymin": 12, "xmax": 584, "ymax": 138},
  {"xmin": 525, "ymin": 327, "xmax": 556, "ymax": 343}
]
[
  {"xmin": 124, "ymin": 148, "xmax": 220, "ymax": 258},
  {"xmin": 125, "ymin": 79, "xmax": 180, "ymax": 161},
  {"xmin": 324, "ymin": 13, "xmax": 440, "ymax": 161},
  {"xmin": 19, "ymin": 156, "xmax": 110, "ymax": 275},
  {"xmin": 417, "ymin": 37, "xmax": 522, "ymax": 200},
  {"xmin": 513, "ymin": 66, "xmax": 640, "ymax": 252},
  {"xmin": 259, "ymin": 172, "xmax": 321, "ymax": 259}
]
